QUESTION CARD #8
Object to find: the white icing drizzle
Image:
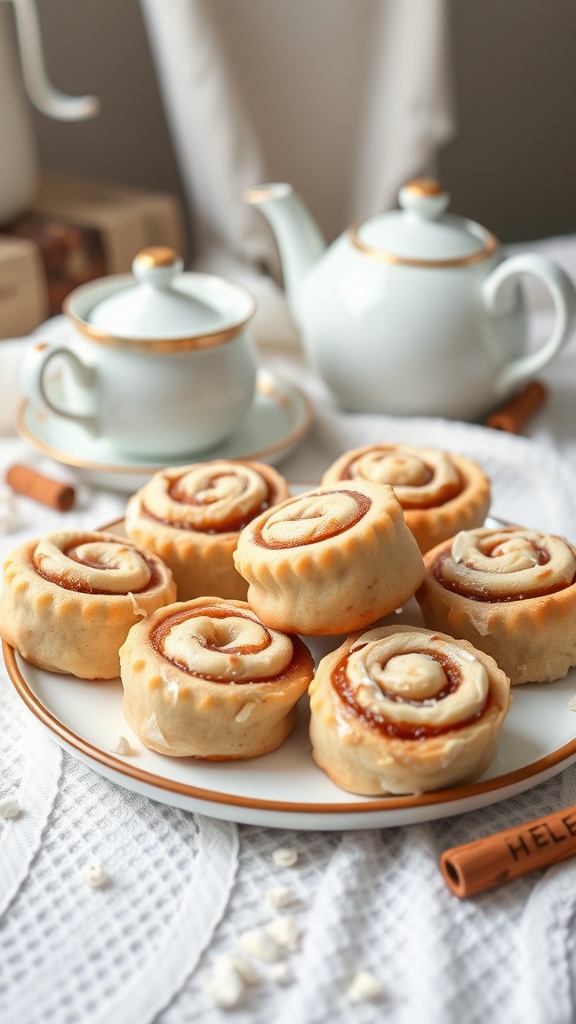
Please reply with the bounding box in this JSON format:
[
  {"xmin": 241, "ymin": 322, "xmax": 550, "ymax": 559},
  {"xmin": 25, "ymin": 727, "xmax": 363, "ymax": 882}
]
[
  {"xmin": 443, "ymin": 528, "xmax": 576, "ymax": 599},
  {"xmin": 141, "ymin": 461, "xmax": 270, "ymax": 529},
  {"xmin": 258, "ymin": 490, "xmax": 365, "ymax": 547},
  {"xmin": 33, "ymin": 533, "xmax": 152, "ymax": 594},
  {"xmin": 347, "ymin": 628, "xmax": 488, "ymax": 728},
  {"xmin": 161, "ymin": 608, "xmax": 293, "ymax": 680},
  {"xmin": 346, "ymin": 444, "xmax": 460, "ymax": 507}
]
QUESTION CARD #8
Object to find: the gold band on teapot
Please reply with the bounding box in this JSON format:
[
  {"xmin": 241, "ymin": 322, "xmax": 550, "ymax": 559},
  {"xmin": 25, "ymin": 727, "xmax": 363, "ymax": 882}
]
[{"xmin": 348, "ymin": 220, "xmax": 498, "ymax": 268}]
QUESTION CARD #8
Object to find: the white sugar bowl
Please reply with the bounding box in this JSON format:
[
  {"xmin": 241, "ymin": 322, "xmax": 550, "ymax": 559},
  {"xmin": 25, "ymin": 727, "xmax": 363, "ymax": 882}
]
[{"xmin": 21, "ymin": 247, "xmax": 258, "ymax": 458}]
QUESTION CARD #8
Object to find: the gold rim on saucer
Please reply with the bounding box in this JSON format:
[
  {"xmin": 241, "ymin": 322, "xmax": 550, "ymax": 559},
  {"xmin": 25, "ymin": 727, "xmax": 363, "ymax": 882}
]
[{"xmin": 14, "ymin": 374, "xmax": 315, "ymax": 476}]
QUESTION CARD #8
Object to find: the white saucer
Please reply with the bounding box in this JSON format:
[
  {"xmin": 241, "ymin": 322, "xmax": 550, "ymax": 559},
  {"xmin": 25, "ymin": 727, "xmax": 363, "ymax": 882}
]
[{"xmin": 15, "ymin": 370, "xmax": 314, "ymax": 492}]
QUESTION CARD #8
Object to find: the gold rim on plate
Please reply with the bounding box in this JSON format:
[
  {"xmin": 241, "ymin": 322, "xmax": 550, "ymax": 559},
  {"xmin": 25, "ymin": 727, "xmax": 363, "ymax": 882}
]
[{"xmin": 5, "ymin": 639, "xmax": 576, "ymax": 817}]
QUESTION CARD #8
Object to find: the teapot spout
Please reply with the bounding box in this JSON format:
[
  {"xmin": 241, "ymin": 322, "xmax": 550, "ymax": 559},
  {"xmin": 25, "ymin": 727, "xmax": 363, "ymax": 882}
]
[{"xmin": 245, "ymin": 183, "xmax": 325, "ymax": 325}]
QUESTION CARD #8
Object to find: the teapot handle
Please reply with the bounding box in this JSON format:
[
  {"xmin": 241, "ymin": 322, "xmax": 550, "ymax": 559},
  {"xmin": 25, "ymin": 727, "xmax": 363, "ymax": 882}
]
[
  {"xmin": 21, "ymin": 341, "xmax": 98, "ymax": 430},
  {"xmin": 483, "ymin": 253, "xmax": 576, "ymax": 396}
]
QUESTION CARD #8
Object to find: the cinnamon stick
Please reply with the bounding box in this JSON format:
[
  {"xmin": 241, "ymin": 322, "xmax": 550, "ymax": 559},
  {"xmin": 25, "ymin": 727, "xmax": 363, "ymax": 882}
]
[
  {"xmin": 6, "ymin": 465, "xmax": 75, "ymax": 511},
  {"xmin": 484, "ymin": 380, "xmax": 547, "ymax": 434},
  {"xmin": 440, "ymin": 805, "xmax": 576, "ymax": 898}
]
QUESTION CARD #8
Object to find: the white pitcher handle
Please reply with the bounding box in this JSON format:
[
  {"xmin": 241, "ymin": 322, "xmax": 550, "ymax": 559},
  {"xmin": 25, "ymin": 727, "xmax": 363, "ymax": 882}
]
[
  {"xmin": 21, "ymin": 341, "xmax": 97, "ymax": 427},
  {"xmin": 483, "ymin": 252, "xmax": 576, "ymax": 396},
  {"xmin": 7, "ymin": 0, "xmax": 100, "ymax": 120}
]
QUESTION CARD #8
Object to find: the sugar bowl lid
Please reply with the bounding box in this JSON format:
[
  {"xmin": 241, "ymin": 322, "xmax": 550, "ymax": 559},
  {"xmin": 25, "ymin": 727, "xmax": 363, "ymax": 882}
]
[
  {"xmin": 64, "ymin": 247, "xmax": 256, "ymax": 350},
  {"xmin": 349, "ymin": 179, "xmax": 498, "ymax": 267}
]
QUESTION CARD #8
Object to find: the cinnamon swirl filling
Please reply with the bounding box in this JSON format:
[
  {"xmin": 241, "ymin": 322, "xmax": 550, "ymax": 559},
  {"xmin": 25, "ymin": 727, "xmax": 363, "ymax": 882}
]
[
  {"xmin": 332, "ymin": 629, "xmax": 489, "ymax": 740},
  {"xmin": 252, "ymin": 489, "xmax": 371, "ymax": 549},
  {"xmin": 141, "ymin": 462, "xmax": 277, "ymax": 533},
  {"xmin": 119, "ymin": 597, "xmax": 315, "ymax": 758},
  {"xmin": 32, "ymin": 533, "xmax": 158, "ymax": 595},
  {"xmin": 149, "ymin": 604, "xmax": 295, "ymax": 682},
  {"xmin": 329, "ymin": 445, "xmax": 462, "ymax": 509},
  {"xmin": 433, "ymin": 528, "xmax": 576, "ymax": 602}
]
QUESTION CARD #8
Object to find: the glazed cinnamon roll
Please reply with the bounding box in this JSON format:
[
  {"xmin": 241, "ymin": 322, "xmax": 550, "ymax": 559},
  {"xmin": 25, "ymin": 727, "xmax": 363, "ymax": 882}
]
[
  {"xmin": 309, "ymin": 625, "xmax": 510, "ymax": 795},
  {"xmin": 321, "ymin": 444, "xmax": 491, "ymax": 554},
  {"xmin": 417, "ymin": 526, "xmax": 576, "ymax": 684},
  {"xmin": 233, "ymin": 480, "xmax": 424, "ymax": 636},
  {"xmin": 0, "ymin": 531, "xmax": 176, "ymax": 679},
  {"xmin": 125, "ymin": 460, "xmax": 290, "ymax": 601},
  {"xmin": 120, "ymin": 597, "xmax": 314, "ymax": 758}
]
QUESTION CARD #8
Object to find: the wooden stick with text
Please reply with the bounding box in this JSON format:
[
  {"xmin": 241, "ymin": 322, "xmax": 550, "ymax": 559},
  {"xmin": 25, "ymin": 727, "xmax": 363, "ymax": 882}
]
[{"xmin": 440, "ymin": 806, "xmax": 576, "ymax": 897}]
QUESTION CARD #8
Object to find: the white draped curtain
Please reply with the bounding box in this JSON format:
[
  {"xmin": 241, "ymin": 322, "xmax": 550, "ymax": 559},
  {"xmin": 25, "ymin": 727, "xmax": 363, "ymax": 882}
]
[{"xmin": 139, "ymin": 0, "xmax": 455, "ymax": 346}]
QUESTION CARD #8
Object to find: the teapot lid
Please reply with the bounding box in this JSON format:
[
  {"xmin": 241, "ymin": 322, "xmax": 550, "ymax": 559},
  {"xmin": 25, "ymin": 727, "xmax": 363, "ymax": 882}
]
[
  {"xmin": 350, "ymin": 180, "xmax": 497, "ymax": 266},
  {"xmin": 64, "ymin": 247, "xmax": 256, "ymax": 349}
]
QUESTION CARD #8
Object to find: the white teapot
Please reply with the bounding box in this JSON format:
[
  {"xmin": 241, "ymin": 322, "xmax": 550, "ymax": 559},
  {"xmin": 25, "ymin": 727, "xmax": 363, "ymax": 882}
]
[
  {"xmin": 21, "ymin": 247, "xmax": 258, "ymax": 458},
  {"xmin": 246, "ymin": 179, "xmax": 576, "ymax": 420}
]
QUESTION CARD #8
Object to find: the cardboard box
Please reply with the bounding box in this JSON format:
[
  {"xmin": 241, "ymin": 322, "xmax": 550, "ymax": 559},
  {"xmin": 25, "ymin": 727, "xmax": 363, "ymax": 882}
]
[
  {"xmin": 0, "ymin": 236, "xmax": 48, "ymax": 337},
  {"xmin": 0, "ymin": 171, "xmax": 186, "ymax": 338}
]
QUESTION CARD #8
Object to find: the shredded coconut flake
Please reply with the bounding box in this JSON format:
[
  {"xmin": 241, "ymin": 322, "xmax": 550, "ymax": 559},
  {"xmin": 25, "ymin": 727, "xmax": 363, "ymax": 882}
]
[
  {"xmin": 204, "ymin": 962, "xmax": 244, "ymax": 1008},
  {"xmin": 267, "ymin": 915, "xmax": 300, "ymax": 952},
  {"xmin": 0, "ymin": 794, "xmax": 20, "ymax": 819},
  {"xmin": 272, "ymin": 847, "xmax": 298, "ymax": 868},
  {"xmin": 0, "ymin": 490, "xmax": 19, "ymax": 533},
  {"xmin": 239, "ymin": 928, "xmax": 281, "ymax": 963},
  {"xmin": 225, "ymin": 957, "xmax": 260, "ymax": 986},
  {"xmin": 266, "ymin": 885, "xmax": 295, "ymax": 909},
  {"xmin": 128, "ymin": 592, "xmax": 147, "ymax": 617},
  {"xmin": 347, "ymin": 970, "xmax": 381, "ymax": 1002},
  {"xmin": 109, "ymin": 734, "xmax": 132, "ymax": 756},
  {"xmin": 234, "ymin": 701, "xmax": 256, "ymax": 723},
  {"xmin": 80, "ymin": 858, "xmax": 110, "ymax": 889},
  {"xmin": 268, "ymin": 962, "xmax": 293, "ymax": 985}
]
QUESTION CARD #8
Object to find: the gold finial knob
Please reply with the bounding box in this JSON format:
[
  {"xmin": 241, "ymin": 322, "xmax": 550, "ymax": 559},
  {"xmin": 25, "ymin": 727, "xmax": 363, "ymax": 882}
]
[
  {"xmin": 404, "ymin": 179, "xmax": 445, "ymax": 197},
  {"xmin": 134, "ymin": 246, "xmax": 180, "ymax": 269}
]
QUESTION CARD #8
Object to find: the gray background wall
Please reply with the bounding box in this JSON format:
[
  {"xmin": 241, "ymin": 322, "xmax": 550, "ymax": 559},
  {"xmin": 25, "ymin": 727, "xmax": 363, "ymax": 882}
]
[{"xmin": 29, "ymin": 0, "xmax": 576, "ymax": 251}]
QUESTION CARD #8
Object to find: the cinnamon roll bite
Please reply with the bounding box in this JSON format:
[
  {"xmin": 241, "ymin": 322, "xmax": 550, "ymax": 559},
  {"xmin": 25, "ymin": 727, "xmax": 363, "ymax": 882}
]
[
  {"xmin": 309, "ymin": 625, "xmax": 511, "ymax": 795},
  {"xmin": 0, "ymin": 531, "xmax": 176, "ymax": 679},
  {"xmin": 321, "ymin": 444, "xmax": 491, "ymax": 554},
  {"xmin": 233, "ymin": 480, "xmax": 424, "ymax": 636},
  {"xmin": 125, "ymin": 460, "xmax": 290, "ymax": 601},
  {"xmin": 120, "ymin": 597, "xmax": 314, "ymax": 759},
  {"xmin": 417, "ymin": 526, "xmax": 576, "ymax": 684}
]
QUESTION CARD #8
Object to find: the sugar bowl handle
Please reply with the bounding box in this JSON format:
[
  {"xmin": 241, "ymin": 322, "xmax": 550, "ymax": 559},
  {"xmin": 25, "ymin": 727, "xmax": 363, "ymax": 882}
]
[
  {"xmin": 483, "ymin": 252, "xmax": 576, "ymax": 396},
  {"xmin": 21, "ymin": 341, "xmax": 97, "ymax": 429}
]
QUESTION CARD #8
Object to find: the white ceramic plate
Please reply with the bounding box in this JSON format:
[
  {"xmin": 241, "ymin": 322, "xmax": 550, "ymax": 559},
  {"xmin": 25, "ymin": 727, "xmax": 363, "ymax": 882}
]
[
  {"xmin": 15, "ymin": 369, "xmax": 314, "ymax": 492},
  {"xmin": 5, "ymin": 600, "xmax": 576, "ymax": 831}
]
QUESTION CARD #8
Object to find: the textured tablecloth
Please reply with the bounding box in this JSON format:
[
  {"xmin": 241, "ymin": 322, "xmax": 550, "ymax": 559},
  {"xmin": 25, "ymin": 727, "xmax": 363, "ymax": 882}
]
[{"xmin": 2, "ymin": 301, "xmax": 576, "ymax": 1024}]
